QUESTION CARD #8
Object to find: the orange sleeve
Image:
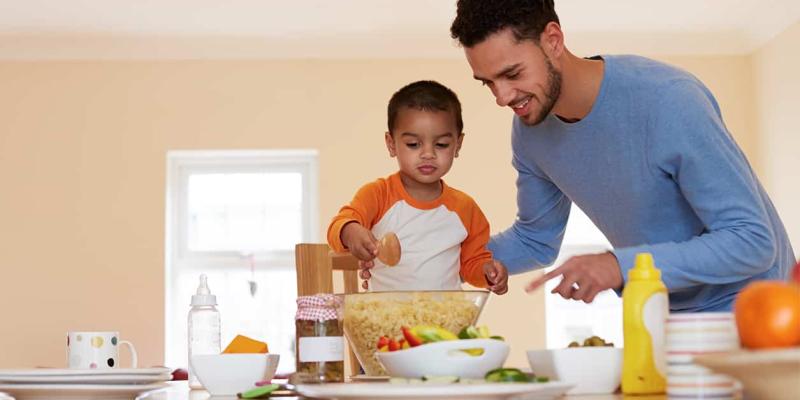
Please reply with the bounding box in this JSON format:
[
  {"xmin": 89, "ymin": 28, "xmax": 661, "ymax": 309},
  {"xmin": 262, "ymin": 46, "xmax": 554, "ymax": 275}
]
[
  {"xmin": 448, "ymin": 191, "xmax": 493, "ymax": 288},
  {"xmin": 326, "ymin": 179, "xmax": 387, "ymax": 253}
]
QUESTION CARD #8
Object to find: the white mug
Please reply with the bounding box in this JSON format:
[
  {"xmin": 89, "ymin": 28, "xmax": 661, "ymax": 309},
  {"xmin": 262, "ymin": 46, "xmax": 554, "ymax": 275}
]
[{"xmin": 67, "ymin": 331, "xmax": 138, "ymax": 369}]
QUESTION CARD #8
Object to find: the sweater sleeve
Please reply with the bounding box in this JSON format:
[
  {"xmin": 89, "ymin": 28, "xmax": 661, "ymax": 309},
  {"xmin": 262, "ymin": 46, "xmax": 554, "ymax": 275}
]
[
  {"xmin": 488, "ymin": 118, "xmax": 571, "ymax": 274},
  {"xmin": 457, "ymin": 198, "xmax": 494, "ymax": 289},
  {"xmin": 613, "ymin": 80, "xmax": 778, "ymax": 290},
  {"xmin": 326, "ymin": 181, "xmax": 385, "ymax": 253}
]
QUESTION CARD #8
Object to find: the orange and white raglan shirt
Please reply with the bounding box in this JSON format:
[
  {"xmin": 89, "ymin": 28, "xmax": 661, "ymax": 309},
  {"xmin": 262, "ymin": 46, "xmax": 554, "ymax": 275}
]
[{"xmin": 327, "ymin": 172, "xmax": 493, "ymax": 291}]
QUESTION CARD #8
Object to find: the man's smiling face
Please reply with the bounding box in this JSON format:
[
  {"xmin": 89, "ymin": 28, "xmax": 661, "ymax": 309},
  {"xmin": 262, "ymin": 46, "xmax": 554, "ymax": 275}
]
[{"xmin": 465, "ymin": 28, "xmax": 562, "ymax": 126}]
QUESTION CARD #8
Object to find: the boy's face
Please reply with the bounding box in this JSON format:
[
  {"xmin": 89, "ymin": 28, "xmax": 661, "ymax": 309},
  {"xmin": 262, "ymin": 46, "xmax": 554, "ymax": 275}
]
[
  {"xmin": 385, "ymin": 108, "xmax": 463, "ymax": 186},
  {"xmin": 464, "ymin": 27, "xmax": 563, "ymax": 126}
]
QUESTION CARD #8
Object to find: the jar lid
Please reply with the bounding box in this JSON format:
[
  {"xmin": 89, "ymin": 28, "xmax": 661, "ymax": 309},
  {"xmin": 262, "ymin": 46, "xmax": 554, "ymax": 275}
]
[{"xmin": 296, "ymin": 293, "xmax": 342, "ymax": 321}]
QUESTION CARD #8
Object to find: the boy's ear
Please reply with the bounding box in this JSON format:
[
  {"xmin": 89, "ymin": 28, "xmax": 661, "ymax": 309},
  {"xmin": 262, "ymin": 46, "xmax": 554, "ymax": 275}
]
[
  {"xmin": 385, "ymin": 132, "xmax": 397, "ymax": 157},
  {"xmin": 455, "ymin": 133, "xmax": 465, "ymax": 157}
]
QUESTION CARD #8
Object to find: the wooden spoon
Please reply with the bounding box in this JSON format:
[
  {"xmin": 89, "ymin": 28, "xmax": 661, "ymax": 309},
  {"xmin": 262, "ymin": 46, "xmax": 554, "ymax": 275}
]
[{"xmin": 376, "ymin": 232, "xmax": 401, "ymax": 267}]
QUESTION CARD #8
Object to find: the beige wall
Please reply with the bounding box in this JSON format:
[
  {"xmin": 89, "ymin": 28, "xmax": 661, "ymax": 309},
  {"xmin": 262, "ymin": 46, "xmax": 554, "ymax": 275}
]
[
  {"xmin": 753, "ymin": 21, "xmax": 800, "ymax": 249},
  {"xmin": 0, "ymin": 52, "xmax": 762, "ymax": 369}
]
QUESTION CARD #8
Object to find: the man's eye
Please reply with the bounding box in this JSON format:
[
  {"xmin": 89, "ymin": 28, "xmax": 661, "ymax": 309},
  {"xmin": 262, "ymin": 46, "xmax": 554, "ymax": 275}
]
[{"xmin": 508, "ymin": 72, "xmax": 520, "ymax": 79}]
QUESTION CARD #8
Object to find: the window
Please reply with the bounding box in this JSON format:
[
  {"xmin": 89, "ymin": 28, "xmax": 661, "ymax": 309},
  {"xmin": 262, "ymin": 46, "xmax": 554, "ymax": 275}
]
[
  {"xmin": 165, "ymin": 150, "xmax": 318, "ymax": 374},
  {"xmin": 544, "ymin": 205, "xmax": 623, "ymax": 348}
]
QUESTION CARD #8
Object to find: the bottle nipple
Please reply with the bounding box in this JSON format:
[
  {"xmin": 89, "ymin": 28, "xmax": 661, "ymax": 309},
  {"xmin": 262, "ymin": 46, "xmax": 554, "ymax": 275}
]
[
  {"xmin": 191, "ymin": 274, "xmax": 217, "ymax": 306},
  {"xmin": 196, "ymin": 274, "xmax": 210, "ymax": 295}
]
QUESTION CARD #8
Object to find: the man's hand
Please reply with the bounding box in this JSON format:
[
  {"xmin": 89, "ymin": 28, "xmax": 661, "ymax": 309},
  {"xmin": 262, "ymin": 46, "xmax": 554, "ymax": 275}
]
[
  {"xmin": 525, "ymin": 252, "xmax": 623, "ymax": 303},
  {"xmin": 483, "ymin": 260, "xmax": 509, "ymax": 295}
]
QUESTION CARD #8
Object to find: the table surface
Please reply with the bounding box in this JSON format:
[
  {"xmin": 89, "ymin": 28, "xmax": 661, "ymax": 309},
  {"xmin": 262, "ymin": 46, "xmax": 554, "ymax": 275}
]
[{"xmin": 139, "ymin": 381, "xmax": 667, "ymax": 400}]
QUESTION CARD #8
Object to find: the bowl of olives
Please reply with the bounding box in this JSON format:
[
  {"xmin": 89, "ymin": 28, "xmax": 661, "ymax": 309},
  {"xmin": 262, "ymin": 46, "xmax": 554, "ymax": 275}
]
[{"xmin": 526, "ymin": 336, "xmax": 622, "ymax": 395}]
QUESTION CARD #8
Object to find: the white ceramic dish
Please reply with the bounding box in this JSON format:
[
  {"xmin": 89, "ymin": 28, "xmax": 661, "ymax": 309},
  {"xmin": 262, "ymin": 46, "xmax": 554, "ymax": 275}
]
[
  {"xmin": 377, "ymin": 339, "xmax": 509, "ymax": 379},
  {"xmin": 694, "ymin": 347, "xmax": 800, "ymax": 400},
  {"xmin": 527, "ymin": 347, "xmax": 623, "ymax": 395},
  {"xmin": 297, "ymin": 381, "xmax": 574, "ymax": 400},
  {"xmin": 0, "ymin": 382, "xmax": 169, "ymax": 400},
  {"xmin": 0, "ymin": 372, "xmax": 172, "ymax": 384},
  {"xmin": 191, "ymin": 353, "xmax": 279, "ymax": 396}
]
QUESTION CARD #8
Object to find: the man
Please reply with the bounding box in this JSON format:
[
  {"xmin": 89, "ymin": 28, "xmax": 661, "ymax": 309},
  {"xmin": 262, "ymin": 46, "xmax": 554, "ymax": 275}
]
[{"xmin": 450, "ymin": 0, "xmax": 794, "ymax": 311}]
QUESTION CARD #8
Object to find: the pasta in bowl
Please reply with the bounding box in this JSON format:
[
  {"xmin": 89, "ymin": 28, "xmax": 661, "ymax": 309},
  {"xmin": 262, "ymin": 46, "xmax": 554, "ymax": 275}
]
[{"xmin": 341, "ymin": 290, "xmax": 489, "ymax": 375}]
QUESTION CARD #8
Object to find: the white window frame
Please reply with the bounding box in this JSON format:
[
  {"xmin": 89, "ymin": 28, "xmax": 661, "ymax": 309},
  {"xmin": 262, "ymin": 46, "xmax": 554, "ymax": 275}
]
[{"xmin": 163, "ymin": 149, "xmax": 318, "ymax": 367}]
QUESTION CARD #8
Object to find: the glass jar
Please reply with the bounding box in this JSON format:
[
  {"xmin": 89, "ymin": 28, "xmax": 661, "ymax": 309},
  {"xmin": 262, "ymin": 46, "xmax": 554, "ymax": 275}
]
[{"xmin": 295, "ymin": 294, "xmax": 345, "ymax": 383}]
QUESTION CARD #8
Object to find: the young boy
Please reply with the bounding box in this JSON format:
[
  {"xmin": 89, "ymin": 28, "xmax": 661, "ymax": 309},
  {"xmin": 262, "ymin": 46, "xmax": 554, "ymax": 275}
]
[{"xmin": 327, "ymin": 80, "xmax": 508, "ymax": 294}]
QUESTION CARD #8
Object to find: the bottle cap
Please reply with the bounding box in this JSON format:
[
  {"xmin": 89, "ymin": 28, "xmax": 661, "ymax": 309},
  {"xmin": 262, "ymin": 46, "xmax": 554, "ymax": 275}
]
[
  {"xmin": 191, "ymin": 274, "xmax": 217, "ymax": 306},
  {"xmin": 628, "ymin": 252, "xmax": 662, "ymax": 281}
]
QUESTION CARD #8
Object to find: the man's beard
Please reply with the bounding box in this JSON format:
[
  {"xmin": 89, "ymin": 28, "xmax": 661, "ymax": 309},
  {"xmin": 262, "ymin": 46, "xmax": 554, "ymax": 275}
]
[{"xmin": 522, "ymin": 57, "xmax": 562, "ymax": 126}]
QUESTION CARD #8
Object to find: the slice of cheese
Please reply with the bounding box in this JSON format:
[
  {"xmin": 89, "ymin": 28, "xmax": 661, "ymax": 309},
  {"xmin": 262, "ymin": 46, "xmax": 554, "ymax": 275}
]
[{"xmin": 222, "ymin": 334, "xmax": 269, "ymax": 354}]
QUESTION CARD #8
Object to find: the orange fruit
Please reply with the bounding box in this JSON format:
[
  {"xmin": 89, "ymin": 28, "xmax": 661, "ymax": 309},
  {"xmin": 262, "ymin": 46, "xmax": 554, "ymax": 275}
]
[{"xmin": 734, "ymin": 280, "xmax": 800, "ymax": 349}]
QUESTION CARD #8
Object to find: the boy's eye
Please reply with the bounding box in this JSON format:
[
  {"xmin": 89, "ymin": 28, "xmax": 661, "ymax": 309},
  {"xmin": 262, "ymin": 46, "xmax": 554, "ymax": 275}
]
[
  {"xmin": 435, "ymin": 143, "xmax": 451, "ymax": 149},
  {"xmin": 404, "ymin": 142, "xmax": 419, "ymax": 149}
]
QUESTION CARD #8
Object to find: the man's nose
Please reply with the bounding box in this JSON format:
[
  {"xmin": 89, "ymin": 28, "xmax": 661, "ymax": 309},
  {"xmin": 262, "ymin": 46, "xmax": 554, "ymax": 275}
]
[{"xmin": 494, "ymin": 83, "xmax": 514, "ymax": 107}]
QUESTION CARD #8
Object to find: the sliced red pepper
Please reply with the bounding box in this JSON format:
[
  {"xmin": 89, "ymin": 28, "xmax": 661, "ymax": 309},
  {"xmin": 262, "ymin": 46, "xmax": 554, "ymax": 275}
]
[
  {"xmin": 388, "ymin": 339, "xmax": 400, "ymax": 352},
  {"xmin": 402, "ymin": 326, "xmax": 423, "ymax": 347},
  {"xmin": 376, "ymin": 336, "xmax": 390, "ymax": 350}
]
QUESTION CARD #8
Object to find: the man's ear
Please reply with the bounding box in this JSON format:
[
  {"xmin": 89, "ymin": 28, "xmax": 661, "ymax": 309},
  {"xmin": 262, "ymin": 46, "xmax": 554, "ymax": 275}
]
[
  {"xmin": 539, "ymin": 21, "xmax": 565, "ymax": 60},
  {"xmin": 385, "ymin": 132, "xmax": 397, "ymax": 157},
  {"xmin": 455, "ymin": 133, "xmax": 465, "ymax": 157}
]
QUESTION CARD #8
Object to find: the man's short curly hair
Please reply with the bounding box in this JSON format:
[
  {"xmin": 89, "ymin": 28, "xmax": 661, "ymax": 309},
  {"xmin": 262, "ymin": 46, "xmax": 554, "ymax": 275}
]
[
  {"xmin": 387, "ymin": 80, "xmax": 463, "ymax": 134},
  {"xmin": 450, "ymin": 0, "xmax": 560, "ymax": 47}
]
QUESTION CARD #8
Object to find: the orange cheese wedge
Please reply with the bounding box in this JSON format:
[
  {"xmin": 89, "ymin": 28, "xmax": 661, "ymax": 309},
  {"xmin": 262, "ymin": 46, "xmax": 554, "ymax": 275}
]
[{"xmin": 222, "ymin": 334, "xmax": 269, "ymax": 354}]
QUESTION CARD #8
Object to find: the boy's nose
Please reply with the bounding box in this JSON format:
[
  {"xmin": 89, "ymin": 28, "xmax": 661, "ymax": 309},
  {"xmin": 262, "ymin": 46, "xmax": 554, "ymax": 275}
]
[{"xmin": 420, "ymin": 145, "xmax": 436, "ymax": 159}]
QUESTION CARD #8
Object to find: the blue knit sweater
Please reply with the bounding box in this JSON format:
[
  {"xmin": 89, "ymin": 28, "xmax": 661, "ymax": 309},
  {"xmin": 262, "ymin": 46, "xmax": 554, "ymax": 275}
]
[{"xmin": 488, "ymin": 55, "xmax": 795, "ymax": 312}]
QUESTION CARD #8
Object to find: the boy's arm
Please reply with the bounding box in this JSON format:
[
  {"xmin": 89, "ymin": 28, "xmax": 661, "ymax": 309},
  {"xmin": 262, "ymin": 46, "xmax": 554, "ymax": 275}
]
[
  {"xmin": 458, "ymin": 200, "xmax": 495, "ymax": 289},
  {"xmin": 326, "ymin": 181, "xmax": 384, "ymax": 253}
]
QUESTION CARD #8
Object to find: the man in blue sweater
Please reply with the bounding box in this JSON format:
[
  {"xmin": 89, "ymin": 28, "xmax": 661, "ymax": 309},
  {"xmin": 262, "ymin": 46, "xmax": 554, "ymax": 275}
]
[{"xmin": 450, "ymin": 0, "xmax": 794, "ymax": 311}]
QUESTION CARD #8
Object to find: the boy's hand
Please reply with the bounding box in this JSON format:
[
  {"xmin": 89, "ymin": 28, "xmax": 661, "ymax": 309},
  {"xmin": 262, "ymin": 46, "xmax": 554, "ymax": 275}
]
[
  {"xmin": 341, "ymin": 222, "xmax": 379, "ymax": 261},
  {"xmin": 483, "ymin": 260, "xmax": 509, "ymax": 295},
  {"xmin": 341, "ymin": 222, "xmax": 378, "ymax": 290}
]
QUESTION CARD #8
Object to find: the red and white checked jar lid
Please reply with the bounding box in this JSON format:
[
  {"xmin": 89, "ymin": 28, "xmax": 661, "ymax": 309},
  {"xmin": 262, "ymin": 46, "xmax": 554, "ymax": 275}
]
[{"xmin": 295, "ymin": 293, "xmax": 342, "ymax": 321}]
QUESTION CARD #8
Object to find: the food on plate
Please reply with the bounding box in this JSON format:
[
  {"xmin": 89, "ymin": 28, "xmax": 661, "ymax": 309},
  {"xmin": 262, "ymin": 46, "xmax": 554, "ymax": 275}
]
[
  {"xmin": 343, "ymin": 292, "xmax": 481, "ymax": 375},
  {"xmin": 387, "ymin": 368, "xmax": 550, "ymax": 385},
  {"xmin": 567, "ymin": 335, "xmax": 614, "ymax": 348},
  {"xmin": 734, "ymin": 280, "xmax": 800, "ymax": 349},
  {"xmin": 222, "ymin": 334, "xmax": 269, "ymax": 354}
]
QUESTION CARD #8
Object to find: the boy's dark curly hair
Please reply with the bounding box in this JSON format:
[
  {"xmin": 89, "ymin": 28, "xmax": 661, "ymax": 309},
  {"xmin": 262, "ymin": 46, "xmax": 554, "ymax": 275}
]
[
  {"xmin": 450, "ymin": 0, "xmax": 560, "ymax": 47},
  {"xmin": 387, "ymin": 80, "xmax": 463, "ymax": 134}
]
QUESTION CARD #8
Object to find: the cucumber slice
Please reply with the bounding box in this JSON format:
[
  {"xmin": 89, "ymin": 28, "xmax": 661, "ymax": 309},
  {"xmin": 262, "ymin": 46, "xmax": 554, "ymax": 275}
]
[
  {"xmin": 421, "ymin": 375, "xmax": 460, "ymax": 383},
  {"xmin": 484, "ymin": 368, "xmax": 533, "ymax": 383}
]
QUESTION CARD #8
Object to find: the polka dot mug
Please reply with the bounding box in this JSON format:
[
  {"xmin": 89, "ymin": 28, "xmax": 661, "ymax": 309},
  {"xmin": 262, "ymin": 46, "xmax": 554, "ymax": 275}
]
[{"xmin": 67, "ymin": 331, "xmax": 138, "ymax": 369}]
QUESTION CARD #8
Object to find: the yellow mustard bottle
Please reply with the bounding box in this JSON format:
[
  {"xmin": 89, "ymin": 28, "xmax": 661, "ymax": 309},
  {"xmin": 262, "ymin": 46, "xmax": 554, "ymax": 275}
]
[{"xmin": 622, "ymin": 253, "xmax": 668, "ymax": 395}]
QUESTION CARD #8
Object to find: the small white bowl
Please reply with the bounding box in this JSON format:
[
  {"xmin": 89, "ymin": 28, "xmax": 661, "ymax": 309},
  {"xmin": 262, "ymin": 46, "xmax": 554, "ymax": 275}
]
[
  {"xmin": 377, "ymin": 339, "xmax": 509, "ymax": 379},
  {"xmin": 191, "ymin": 353, "xmax": 279, "ymax": 396},
  {"xmin": 527, "ymin": 347, "xmax": 622, "ymax": 395}
]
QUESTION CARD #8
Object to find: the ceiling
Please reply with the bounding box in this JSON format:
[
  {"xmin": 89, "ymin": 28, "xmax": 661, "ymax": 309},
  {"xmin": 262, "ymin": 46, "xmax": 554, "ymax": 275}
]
[{"xmin": 0, "ymin": 0, "xmax": 798, "ymax": 60}]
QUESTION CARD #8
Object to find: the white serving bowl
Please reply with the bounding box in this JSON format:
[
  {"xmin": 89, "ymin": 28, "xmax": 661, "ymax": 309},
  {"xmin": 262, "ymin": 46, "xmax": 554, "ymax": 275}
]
[
  {"xmin": 377, "ymin": 339, "xmax": 509, "ymax": 379},
  {"xmin": 527, "ymin": 347, "xmax": 622, "ymax": 395},
  {"xmin": 190, "ymin": 353, "xmax": 279, "ymax": 396}
]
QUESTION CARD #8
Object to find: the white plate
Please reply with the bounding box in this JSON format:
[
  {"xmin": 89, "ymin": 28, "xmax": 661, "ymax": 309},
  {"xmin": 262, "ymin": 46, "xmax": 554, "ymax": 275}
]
[
  {"xmin": 0, "ymin": 372, "xmax": 173, "ymax": 384},
  {"xmin": 297, "ymin": 381, "xmax": 574, "ymax": 400},
  {"xmin": 0, "ymin": 382, "xmax": 169, "ymax": 400},
  {"xmin": 0, "ymin": 367, "xmax": 170, "ymax": 377}
]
